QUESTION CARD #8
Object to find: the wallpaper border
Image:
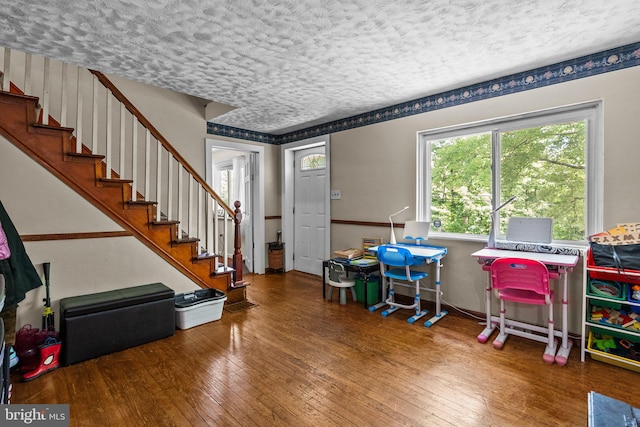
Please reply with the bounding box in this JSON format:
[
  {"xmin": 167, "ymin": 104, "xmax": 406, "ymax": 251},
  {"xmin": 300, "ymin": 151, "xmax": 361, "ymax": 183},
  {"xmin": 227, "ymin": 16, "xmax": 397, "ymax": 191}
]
[{"xmin": 207, "ymin": 41, "xmax": 640, "ymax": 145}]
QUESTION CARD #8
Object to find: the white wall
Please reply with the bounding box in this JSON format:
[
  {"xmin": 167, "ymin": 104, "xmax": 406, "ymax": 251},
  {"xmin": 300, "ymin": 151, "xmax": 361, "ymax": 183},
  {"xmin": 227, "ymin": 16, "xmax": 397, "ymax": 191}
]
[
  {"xmin": 0, "ymin": 138, "xmax": 197, "ymax": 330},
  {"xmin": 108, "ymin": 74, "xmax": 282, "ymax": 265},
  {"xmin": 105, "ymin": 74, "xmax": 209, "ymax": 173},
  {"xmin": 0, "ymin": 67, "xmax": 282, "ymax": 331},
  {"xmin": 3, "ymin": 51, "xmax": 637, "ymax": 336},
  {"xmin": 328, "ymin": 66, "xmax": 640, "ymax": 333}
]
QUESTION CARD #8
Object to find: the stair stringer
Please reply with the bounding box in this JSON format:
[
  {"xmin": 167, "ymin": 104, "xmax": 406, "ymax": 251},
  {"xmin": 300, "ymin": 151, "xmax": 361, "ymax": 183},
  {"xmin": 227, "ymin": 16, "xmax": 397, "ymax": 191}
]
[{"xmin": 0, "ymin": 91, "xmax": 246, "ymax": 304}]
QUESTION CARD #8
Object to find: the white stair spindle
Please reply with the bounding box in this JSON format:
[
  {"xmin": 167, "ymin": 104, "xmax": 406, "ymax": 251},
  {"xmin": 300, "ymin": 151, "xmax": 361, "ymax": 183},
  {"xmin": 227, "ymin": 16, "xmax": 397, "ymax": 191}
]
[
  {"xmin": 119, "ymin": 103, "xmax": 125, "ymax": 180},
  {"xmin": 75, "ymin": 70, "xmax": 83, "ymax": 152},
  {"xmin": 131, "ymin": 119, "xmax": 138, "ymax": 199},
  {"xmin": 188, "ymin": 176, "xmax": 194, "ymax": 237},
  {"xmin": 207, "ymin": 195, "xmax": 214, "ymax": 255},
  {"xmin": 24, "ymin": 53, "xmax": 32, "ymax": 94},
  {"xmin": 177, "ymin": 164, "xmax": 183, "ymax": 238},
  {"xmin": 60, "ymin": 62, "xmax": 68, "ymax": 126},
  {"xmin": 144, "ymin": 129, "xmax": 151, "ymax": 198},
  {"xmin": 42, "ymin": 57, "xmax": 50, "ymax": 125},
  {"xmin": 214, "ymin": 197, "xmax": 219, "ymax": 256},
  {"xmin": 156, "ymin": 139, "xmax": 162, "ymax": 222},
  {"xmin": 105, "ymin": 93, "xmax": 112, "ymax": 179},
  {"xmin": 2, "ymin": 47, "xmax": 10, "ymax": 92},
  {"xmin": 0, "ymin": 48, "xmax": 240, "ymax": 272},
  {"xmin": 197, "ymin": 185, "xmax": 203, "ymax": 244},
  {"xmin": 91, "ymin": 75, "xmax": 98, "ymax": 153},
  {"xmin": 167, "ymin": 154, "xmax": 174, "ymax": 223},
  {"xmin": 223, "ymin": 211, "xmax": 229, "ymax": 268}
]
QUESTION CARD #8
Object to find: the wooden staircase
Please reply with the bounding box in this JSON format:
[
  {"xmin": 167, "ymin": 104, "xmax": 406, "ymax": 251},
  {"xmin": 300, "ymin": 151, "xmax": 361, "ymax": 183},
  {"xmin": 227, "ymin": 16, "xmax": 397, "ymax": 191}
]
[{"xmin": 0, "ymin": 52, "xmax": 247, "ymax": 304}]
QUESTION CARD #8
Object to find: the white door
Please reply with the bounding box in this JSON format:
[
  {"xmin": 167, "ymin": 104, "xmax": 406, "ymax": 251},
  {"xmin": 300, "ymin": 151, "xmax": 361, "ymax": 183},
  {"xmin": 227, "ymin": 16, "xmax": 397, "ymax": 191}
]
[
  {"xmin": 241, "ymin": 153, "xmax": 254, "ymax": 272},
  {"xmin": 206, "ymin": 139, "xmax": 266, "ymax": 274},
  {"xmin": 294, "ymin": 146, "xmax": 327, "ymax": 275}
]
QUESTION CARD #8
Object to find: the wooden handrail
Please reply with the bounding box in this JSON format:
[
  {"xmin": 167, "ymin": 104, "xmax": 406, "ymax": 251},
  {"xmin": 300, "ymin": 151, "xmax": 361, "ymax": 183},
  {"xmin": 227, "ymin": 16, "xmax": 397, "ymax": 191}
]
[
  {"xmin": 2, "ymin": 46, "xmax": 245, "ymax": 291},
  {"xmin": 89, "ymin": 70, "xmax": 235, "ymax": 218}
]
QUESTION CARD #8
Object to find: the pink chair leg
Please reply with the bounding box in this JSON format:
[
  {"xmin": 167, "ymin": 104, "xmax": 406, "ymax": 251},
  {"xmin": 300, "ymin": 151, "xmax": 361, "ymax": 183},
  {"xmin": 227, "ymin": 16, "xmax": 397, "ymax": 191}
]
[
  {"xmin": 493, "ymin": 302, "xmax": 507, "ymax": 349},
  {"xmin": 542, "ymin": 306, "xmax": 557, "ymax": 364}
]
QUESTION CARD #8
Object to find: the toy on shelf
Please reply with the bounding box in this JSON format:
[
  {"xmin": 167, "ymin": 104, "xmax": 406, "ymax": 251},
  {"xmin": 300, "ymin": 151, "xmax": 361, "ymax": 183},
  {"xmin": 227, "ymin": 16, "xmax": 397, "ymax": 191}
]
[
  {"xmin": 593, "ymin": 336, "xmax": 616, "ymax": 352},
  {"xmin": 590, "ymin": 331, "xmax": 640, "ymax": 362},
  {"xmin": 590, "ymin": 280, "xmax": 624, "ymax": 298},
  {"xmin": 590, "ymin": 305, "xmax": 640, "ymax": 330}
]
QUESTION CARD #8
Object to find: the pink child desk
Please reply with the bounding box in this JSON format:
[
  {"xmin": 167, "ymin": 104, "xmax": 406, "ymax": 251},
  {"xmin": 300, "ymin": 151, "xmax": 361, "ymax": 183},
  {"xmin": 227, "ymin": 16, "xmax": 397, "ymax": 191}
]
[{"xmin": 471, "ymin": 248, "xmax": 579, "ymax": 366}]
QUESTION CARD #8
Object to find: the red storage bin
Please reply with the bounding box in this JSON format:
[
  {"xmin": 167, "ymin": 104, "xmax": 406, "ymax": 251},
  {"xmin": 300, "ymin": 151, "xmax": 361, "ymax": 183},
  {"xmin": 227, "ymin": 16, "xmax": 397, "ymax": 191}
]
[{"xmin": 587, "ymin": 248, "xmax": 640, "ymax": 285}]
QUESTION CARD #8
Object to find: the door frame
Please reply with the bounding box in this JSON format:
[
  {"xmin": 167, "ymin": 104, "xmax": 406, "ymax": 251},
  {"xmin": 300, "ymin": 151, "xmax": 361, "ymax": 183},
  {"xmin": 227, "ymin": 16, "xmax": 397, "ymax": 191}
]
[
  {"xmin": 205, "ymin": 138, "xmax": 265, "ymax": 274},
  {"xmin": 281, "ymin": 134, "xmax": 331, "ymax": 272}
]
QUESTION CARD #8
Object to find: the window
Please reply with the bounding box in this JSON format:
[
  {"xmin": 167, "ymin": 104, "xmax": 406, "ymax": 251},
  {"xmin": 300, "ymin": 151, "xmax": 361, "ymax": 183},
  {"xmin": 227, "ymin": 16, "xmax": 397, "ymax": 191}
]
[
  {"xmin": 300, "ymin": 153, "xmax": 326, "ymax": 171},
  {"xmin": 213, "ymin": 157, "xmax": 245, "ymax": 216},
  {"xmin": 214, "ymin": 162, "xmax": 234, "ymax": 207},
  {"xmin": 417, "ymin": 102, "xmax": 603, "ymax": 243}
]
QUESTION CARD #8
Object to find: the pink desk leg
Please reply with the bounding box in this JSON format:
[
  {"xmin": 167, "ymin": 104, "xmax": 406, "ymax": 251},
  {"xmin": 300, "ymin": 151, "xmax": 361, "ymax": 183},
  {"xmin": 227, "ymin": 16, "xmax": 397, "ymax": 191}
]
[
  {"xmin": 478, "ymin": 267, "xmax": 496, "ymax": 343},
  {"xmin": 554, "ymin": 267, "xmax": 573, "ymax": 366}
]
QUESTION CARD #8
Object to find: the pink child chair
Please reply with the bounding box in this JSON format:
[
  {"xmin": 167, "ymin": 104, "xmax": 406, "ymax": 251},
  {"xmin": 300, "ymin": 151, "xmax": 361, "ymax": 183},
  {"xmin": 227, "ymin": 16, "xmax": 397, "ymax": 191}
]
[{"xmin": 490, "ymin": 258, "xmax": 557, "ymax": 364}]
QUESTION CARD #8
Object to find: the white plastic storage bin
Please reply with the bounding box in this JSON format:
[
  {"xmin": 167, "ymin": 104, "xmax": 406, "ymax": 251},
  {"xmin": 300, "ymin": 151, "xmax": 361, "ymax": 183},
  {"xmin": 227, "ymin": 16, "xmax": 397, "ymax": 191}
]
[{"xmin": 174, "ymin": 289, "xmax": 227, "ymax": 329}]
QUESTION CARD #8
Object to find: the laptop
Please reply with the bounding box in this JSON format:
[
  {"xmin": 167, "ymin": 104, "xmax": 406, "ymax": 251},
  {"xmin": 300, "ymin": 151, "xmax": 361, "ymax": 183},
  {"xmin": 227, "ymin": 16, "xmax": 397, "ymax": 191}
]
[{"xmin": 506, "ymin": 217, "xmax": 553, "ymax": 244}]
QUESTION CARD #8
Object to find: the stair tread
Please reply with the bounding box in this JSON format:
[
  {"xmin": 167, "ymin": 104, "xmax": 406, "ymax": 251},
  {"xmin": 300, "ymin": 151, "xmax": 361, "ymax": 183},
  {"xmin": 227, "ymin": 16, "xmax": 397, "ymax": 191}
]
[
  {"xmin": 195, "ymin": 252, "xmax": 220, "ymax": 259},
  {"xmin": 230, "ymin": 281, "xmax": 250, "ymax": 289},
  {"xmin": 213, "ymin": 266, "xmax": 235, "ymax": 275},
  {"xmin": 99, "ymin": 177, "xmax": 134, "ymax": 184},
  {"xmin": 151, "ymin": 220, "xmax": 180, "ymax": 225},
  {"xmin": 0, "ymin": 91, "xmax": 38, "ymax": 102},
  {"xmin": 127, "ymin": 200, "xmax": 157, "ymax": 207},
  {"xmin": 66, "ymin": 152, "xmax": 105, "ymax": 160},
  {"xmin": 32, "ymin": 122, "xmax": 74, "ymax": 132},
  {"xmin": 2, "ymin": 86, "xmax": 244, "ymax": 302},
  {"xmin": 174, "ymin": 237, "xmax": 199, "ymax": 244}
]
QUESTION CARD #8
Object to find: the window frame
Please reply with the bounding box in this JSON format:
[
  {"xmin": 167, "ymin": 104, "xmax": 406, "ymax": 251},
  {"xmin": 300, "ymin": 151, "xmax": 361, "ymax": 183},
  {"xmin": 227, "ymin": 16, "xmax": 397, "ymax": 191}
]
[
  {"xmin": 300, "ymin": 153, "xmax": 327, "ymax": 171},
  {"xmin": 213, "ymin": 160, "xmax": 234, "ymax": 206},
  {"xmin": 416, "ymin": 101, "xmax": 603, "ymax": 244}
]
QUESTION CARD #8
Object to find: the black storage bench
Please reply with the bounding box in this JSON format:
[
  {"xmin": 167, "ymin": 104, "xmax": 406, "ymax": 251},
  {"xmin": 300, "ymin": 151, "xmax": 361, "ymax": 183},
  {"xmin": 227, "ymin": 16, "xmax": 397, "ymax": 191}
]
[{"xmin": 59, "ymin": 283, "xmax": 175, "ymax": 366}]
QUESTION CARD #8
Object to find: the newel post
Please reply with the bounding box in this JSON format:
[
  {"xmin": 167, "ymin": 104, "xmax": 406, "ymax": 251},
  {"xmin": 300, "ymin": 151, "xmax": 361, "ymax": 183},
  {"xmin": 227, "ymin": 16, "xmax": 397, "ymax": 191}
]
[{"xmin": 232, "ymin": 200, "xmax": 244, "ymax": 287}]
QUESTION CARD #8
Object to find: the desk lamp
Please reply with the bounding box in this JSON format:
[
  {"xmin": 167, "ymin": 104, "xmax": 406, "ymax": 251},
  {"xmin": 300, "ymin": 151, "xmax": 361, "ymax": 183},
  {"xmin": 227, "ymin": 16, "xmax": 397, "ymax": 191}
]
[
  {"xmin": 487, "ymin": 196, "xmax": 516, "ymax": 249},
  {"xmin": 388, "ymin": 206, "xmax": 409, "ymax": 244}
]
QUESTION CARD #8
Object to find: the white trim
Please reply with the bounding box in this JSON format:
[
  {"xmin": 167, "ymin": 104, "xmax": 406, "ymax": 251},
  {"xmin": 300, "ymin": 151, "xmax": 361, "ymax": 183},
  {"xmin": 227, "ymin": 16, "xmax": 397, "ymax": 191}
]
[
  {"xmin": 586, "ymin": 103, "xmax": 604, "ymax": 237},
  {"xmin": 417, "ymin": 100, "xmax": 603, "ymax": 242},
  {"xmin": 281, "ymin": 135, "xmax": 331, "ymax": 272},
  {"xmin": 415, "ymin": 138, "xmax": 429, "ymax": 222},
  {"xmin": 205, "ymin": 138, "xmax": 266, "ymax": 274}
]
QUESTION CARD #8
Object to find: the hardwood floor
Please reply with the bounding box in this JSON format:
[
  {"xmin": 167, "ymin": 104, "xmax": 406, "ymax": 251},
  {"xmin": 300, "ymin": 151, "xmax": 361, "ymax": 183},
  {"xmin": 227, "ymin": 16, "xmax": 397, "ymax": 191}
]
[{"xmin": 11, "ymin": 271, "xmax": 640, "ymax": 426}]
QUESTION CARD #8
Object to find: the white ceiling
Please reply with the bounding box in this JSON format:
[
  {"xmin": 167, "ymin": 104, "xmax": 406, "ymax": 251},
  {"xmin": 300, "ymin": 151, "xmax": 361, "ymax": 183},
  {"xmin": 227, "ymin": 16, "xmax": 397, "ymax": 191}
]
[{"xmin": 1, "ymin": 0, "xmax": 640, "ymax": 135}]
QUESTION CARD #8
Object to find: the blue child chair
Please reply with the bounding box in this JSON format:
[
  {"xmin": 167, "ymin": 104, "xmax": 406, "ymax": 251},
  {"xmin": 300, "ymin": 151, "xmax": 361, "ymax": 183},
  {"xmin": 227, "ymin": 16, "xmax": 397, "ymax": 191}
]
[{"xmin": 376, "ymin": 245, "xmax": 429, "ymax": 324}]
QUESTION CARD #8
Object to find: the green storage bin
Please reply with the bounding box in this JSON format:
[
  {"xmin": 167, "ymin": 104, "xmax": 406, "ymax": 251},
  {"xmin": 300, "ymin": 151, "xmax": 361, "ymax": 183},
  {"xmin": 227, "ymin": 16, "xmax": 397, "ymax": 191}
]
[
  {"xmin": 355, "ymin": 275, "xmax": 380, "ymax": 305},
  {"xmin": 588, "ymin": 278, "xmax": 627, "ymax": 301}
]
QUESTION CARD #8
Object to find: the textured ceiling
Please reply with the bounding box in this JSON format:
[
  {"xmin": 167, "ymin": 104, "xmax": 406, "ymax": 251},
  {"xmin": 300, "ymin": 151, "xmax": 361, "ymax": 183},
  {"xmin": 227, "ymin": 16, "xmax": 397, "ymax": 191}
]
[{"xmin": 1, "ymin": 0, "xmax": 640, "ymax": 135}]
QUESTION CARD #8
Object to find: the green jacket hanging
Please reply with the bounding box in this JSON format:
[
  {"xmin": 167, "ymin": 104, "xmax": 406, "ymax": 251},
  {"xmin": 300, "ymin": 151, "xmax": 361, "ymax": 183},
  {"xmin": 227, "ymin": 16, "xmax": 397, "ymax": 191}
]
[{"xmin": 0, "ymin": 201, "xmax": 42, "ymax": 310}]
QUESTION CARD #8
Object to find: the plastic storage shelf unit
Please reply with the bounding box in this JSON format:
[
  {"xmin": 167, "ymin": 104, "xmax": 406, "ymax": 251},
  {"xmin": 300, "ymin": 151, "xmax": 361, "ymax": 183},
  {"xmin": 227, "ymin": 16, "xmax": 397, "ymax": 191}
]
[
  {"xmin": 175, "ymin": 289, "xmax": 227, "ymax": 330},
  {"xmin": 582, "ymin": 248, "xmax": 640, "ymax": 372}
]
